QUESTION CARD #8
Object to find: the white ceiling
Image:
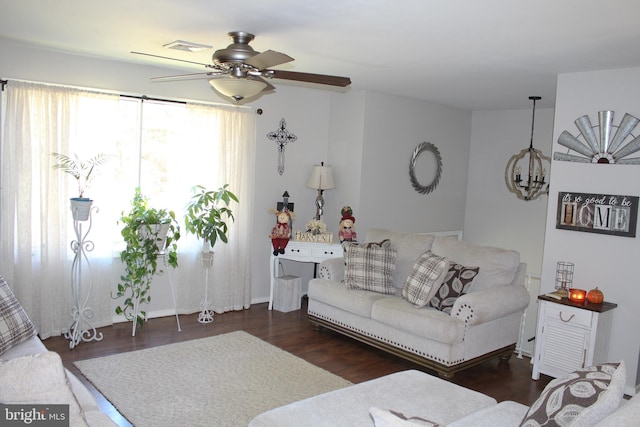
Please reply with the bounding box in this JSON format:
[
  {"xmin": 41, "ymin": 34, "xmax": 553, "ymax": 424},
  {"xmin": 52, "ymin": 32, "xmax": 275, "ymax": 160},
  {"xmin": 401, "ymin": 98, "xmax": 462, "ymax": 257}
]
[{"xmin": 2, "ymin": 0, "xmax": 640, "ymax": 110}]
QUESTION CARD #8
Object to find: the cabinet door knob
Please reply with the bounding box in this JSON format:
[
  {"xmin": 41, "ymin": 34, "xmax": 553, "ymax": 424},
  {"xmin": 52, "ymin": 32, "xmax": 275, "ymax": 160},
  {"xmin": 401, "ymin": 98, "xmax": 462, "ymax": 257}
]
[{"xmin": 559, "ymin": 312, "xmax": 575, "ymax": 323}]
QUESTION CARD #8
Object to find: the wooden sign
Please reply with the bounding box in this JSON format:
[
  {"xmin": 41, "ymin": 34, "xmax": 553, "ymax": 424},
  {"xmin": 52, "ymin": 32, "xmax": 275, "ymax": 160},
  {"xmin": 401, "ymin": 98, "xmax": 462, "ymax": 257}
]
[{"xmin": 556, "ymin": 191, "xmax": 638, "ymax": 237}]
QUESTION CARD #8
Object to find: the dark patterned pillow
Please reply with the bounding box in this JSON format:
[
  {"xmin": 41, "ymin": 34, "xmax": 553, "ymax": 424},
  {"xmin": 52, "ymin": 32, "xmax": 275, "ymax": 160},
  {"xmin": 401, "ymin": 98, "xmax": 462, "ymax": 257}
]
[
  {"xmin": 401, "ymin": 251, "xmax": 449, "ymax": 308},
  {"xmin": 428, "ymin": 263, "xmax": 480, "ymax": 314},
  {"xmin": 520, "ymin": 361, "xmax": 626, "ymax": 427},
  {"xmin": 343, "ymin": 240, "xmax": 397, "ymax": 294},
  {"xmin": 0, "ymin": 276, "xmax": 37, "ymax": 355}
]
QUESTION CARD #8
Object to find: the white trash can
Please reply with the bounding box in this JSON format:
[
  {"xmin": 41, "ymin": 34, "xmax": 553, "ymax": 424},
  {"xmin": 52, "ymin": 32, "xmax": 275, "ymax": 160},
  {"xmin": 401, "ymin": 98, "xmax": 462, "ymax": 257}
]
[{"xmin": 274, "ymin": 275, "xmax": 302, "ymax": 312}]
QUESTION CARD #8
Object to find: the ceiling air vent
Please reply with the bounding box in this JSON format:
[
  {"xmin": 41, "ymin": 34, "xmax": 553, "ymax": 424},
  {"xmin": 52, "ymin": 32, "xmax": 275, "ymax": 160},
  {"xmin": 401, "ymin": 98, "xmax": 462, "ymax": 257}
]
[{"xmin": 163, "ymin": 40, "xmax": 211, "ymax": 53}]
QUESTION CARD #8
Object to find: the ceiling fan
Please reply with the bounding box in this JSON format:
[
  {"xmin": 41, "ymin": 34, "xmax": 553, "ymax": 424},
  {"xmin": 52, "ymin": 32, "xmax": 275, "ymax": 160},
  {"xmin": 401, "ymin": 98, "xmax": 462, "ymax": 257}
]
[{"xmin": 132, "ymin": 31, "xmax": 352, "ymax": 103}]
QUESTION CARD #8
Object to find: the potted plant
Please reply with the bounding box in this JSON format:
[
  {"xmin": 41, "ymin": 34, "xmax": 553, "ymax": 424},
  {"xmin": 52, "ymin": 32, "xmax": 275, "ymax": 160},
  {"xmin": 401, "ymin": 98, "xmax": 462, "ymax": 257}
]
[
  {"xmin": 114, "ymin": 188, "xmax": 180, "ymax": 333},
  {"xmin": 184, "ymin": 184, "xmax": 237, "ymax": 323},
  {"xmin": 185, "ymin": 184, "xmax": 238, "ymax": 255},
  {"xmin": 51, "ymin": 152, "xmax": 109, "ymax": 221}
]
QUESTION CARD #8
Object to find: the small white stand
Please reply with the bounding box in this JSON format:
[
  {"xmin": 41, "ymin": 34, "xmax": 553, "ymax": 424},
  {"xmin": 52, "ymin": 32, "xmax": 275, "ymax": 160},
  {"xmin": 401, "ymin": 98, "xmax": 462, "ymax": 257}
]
[
  {"xmin": 130, "ymin": 253, "xmax": 181, "ymax": 336},
  {"xmin": 517, "ymin": 273, "xmax": 537, "ymax": 359},
  {"xmin": 198, "ymin": 251, "xmax": 214, "ymax": 324},
  {"xmin": 65, "ymin": 206, "xmax": 103, "ymax": 349}
]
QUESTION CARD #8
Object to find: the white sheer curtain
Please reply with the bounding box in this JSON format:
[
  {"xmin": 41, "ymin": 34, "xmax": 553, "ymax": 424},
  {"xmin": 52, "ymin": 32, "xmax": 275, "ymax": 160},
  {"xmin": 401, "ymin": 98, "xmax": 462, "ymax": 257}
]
[
  {"xmin": 0, "ymin": 81, "xmax": 120, "ymax": 339},
  {"xmin": 163, "ymin": 102, "xmax": 256, "ymax": 313},
  {"xmin": 1, "ymin": 81, "xmax": 256, "ymax": 339}
]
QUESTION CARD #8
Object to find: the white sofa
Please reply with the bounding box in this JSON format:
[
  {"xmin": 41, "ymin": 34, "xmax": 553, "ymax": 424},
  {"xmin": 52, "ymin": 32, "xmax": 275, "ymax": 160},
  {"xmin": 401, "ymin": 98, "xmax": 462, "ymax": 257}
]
[
  {"xmin": 250, "ymin": 363, "xmax": 639, "ymax": 427},
  {"xmin": 307, "ymin": 229, "xmax": 530, "ymax": 378},
  {"xmin": 0, "ymin": 275, "xmax": 115, "ymax": 426}
]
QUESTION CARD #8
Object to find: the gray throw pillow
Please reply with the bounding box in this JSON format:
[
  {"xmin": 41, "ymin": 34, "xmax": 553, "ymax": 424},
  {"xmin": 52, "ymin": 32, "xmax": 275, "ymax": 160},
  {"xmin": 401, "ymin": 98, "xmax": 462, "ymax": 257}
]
[
  {"xmin": 0, "ymin": 275, "xmax": 37, "ymax": 355},
  {"xmin": 401, "ymin": 251, "xmax": 449, "ymax": 308},
  {"xmin": 343, "ymin": 240, "xmax": 397, "ymax": 294}
]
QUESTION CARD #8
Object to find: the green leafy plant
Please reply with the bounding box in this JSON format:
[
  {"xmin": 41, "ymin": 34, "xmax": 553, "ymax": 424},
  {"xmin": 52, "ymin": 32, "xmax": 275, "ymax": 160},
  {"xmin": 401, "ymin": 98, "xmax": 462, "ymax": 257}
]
[
  {"xmin": 51, "ymin": 152, "xmax": 109, "ymax": 198},
  {"xmin": 114, "ymin": 188, "xmax": 180, "ymax": 330},
  {"xmin": 185, "ymin": 184, "xmax": 238, "ymax": 250}
]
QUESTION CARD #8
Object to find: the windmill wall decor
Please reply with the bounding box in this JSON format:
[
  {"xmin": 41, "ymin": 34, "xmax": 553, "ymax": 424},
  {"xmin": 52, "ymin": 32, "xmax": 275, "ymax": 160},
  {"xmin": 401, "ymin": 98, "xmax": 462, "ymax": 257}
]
[{"xmin": 554, "ymin": 111, "xmax": 640, "ymax": 165}]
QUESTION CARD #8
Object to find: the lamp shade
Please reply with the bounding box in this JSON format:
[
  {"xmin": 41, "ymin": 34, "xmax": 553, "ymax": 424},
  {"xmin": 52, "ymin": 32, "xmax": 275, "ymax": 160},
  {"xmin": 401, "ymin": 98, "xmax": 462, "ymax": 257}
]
[
  {"xmin": 307, "ymin": 164, "xmax": 335, "ymax": 190},
  {"xmin": 209, "ymin": 78, "xmax": 267, "ymax": 103}
]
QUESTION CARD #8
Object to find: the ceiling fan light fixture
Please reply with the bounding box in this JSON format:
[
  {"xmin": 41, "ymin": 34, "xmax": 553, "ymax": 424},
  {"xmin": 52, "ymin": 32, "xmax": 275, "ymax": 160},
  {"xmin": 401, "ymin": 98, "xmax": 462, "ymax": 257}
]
[{"xmin": 209, "ymin": 77, "xmax": 267, "ymax": 103}]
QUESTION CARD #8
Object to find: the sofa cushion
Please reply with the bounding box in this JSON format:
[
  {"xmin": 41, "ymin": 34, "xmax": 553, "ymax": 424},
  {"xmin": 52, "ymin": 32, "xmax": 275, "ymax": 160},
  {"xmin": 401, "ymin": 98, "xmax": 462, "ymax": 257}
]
[
  {"xmin": 365, "ymin": 229, "xmax": 436, "ymax": 290},
  {"xmin": 401, "ymin": 251, "xmax": 449, "ymax": 308},
  {"xmin": 371, "ymin": 298, "xmax": 465, "ymax": 344},
  {"xmin": 448, "ymin": 401, "xmax": 529, "ymax": 427},
  {"xmin": 343, "ymin": 240, "xmax": 397, "ymax": 294},
  {"xmin": 594, "ymin": 392, "xmax": 640, "ymax": 427},
  {"xmin": 0, "ymin": 275, "xmax": 37, "ymax": 355},
  {"xmin": 431, "ymin": 237, "xmax": 519, "ymax": 292},
  {"xmin": 249, "ymin": 370, "xmax": 496, "ymax": 427},
  {"xmin": 429, "ymin": 263, "xmax": 480, "ymax": 314},
  {"xmin": 520, "ymin": 361, "xmax": 625, "ymax": 427},
  {"xmin": 308, "ymin": 279, "xmax": 389, "ymax": 318},
  {"xmin": 0, "ymin": 351, "xmax": 88, "ymax": 426}
]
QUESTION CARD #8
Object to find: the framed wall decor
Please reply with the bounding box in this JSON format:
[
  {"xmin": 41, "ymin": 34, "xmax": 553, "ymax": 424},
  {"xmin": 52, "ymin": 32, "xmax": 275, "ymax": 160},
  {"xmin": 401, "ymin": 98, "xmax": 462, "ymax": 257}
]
[{"xmin": 556, "ymin": 191, "xmax": 638, "ymax": 238}]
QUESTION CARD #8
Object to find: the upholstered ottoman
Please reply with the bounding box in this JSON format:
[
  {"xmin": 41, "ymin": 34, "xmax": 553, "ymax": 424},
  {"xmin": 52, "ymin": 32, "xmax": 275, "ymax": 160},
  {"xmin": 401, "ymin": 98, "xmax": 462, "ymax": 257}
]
[{"xmin": 248, "ymin": 370, "xmax": 497, "ymax": 426}]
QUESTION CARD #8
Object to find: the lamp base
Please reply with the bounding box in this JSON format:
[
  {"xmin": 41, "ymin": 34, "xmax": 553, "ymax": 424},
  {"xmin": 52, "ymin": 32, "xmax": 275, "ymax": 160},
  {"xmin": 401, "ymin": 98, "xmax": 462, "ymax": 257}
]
[{"xmin": 314, "ymin": 189, "xmax": 325, "ymax": 220}]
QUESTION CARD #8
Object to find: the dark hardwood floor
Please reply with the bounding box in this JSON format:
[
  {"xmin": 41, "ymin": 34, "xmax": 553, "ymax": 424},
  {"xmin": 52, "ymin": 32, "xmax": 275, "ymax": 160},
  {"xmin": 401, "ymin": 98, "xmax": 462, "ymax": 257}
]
[{"xmin": 44, "ymin": 299, "xmax": 552, "ymax": 426}]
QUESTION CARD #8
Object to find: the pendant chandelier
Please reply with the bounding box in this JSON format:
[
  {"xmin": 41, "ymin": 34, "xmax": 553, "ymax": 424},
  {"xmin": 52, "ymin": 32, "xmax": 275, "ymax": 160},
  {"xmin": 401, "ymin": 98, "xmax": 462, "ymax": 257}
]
[{"xmin": 505, "ymin": 96, "xmax": 551, "ymax": 201}]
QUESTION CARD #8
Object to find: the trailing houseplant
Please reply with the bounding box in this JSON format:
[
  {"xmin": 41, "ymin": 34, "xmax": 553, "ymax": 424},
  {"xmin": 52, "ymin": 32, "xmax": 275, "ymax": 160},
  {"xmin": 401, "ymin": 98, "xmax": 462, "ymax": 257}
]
[
  {"xmin": 51, "ymin": 152, "xmax": 109, "ymax": 220},
  {"xmin": 114, "ymin": 188, "xmax": 180, "ymax": 332},
  {"xmin": 184, "ymin": 184, "xmax": 238, "ymax": 252}
]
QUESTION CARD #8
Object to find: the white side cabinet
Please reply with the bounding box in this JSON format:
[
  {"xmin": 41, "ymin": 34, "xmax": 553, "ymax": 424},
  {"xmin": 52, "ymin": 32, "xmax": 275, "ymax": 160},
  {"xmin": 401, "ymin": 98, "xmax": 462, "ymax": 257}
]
[{"xmin": 532, "ymin": 295, "xmax": 617, "ymax": 380}]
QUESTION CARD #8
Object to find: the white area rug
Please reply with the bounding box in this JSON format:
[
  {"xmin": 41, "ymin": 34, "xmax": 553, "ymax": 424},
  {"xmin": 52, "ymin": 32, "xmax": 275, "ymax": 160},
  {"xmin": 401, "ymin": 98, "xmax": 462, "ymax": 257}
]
[{"xmin": 74, "ymin": 331, "xmax": 352, "ymax": 426}]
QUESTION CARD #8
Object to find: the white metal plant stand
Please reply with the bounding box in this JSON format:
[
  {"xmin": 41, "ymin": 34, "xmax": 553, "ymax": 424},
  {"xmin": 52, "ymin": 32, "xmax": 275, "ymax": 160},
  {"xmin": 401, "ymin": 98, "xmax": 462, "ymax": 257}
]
[
  {"xmin": 198, "ymin": 251, "xmax": 215, "ymax": 324},
  {"xmin": 130, "ymin": 253, "xmax": 182, "ymax": 337},
  {"xmin": 65, "ymin": 205, "xmax": 103, "ymax": 349}
]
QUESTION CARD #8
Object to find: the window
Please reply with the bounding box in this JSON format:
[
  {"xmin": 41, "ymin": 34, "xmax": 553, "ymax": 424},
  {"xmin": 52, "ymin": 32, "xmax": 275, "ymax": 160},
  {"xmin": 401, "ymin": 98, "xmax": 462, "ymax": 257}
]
[{"xmin": 1, "ymin": 80, "xmax": 256, "ymax": 339}]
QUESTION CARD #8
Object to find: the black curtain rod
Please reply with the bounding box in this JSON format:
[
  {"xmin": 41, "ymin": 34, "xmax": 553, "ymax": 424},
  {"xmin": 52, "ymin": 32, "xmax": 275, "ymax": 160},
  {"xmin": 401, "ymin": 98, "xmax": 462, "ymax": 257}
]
[
  {"xmin": 120, "ymin": 94, "xmax": 186, "ymax": 105},
  {"xmin": 0, "ymin": 79, "xmax": 250, "ymax": 110},
  {"xmin": 0, "ymin": 79, "xmax": 186, "ymax": 104}
]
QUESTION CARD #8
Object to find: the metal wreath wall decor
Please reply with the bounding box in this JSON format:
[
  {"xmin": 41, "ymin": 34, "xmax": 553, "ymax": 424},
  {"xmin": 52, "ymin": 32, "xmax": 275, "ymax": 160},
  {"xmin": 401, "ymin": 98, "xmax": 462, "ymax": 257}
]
[{"xmin": 409, "ymin": 142, "xmax": 443, "ymax": 195}]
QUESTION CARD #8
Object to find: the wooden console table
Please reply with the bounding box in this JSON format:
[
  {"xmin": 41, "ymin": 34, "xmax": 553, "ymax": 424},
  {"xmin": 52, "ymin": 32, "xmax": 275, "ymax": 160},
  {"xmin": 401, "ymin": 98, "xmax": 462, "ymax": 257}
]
[{"xmin": 269, "ymin": 240, "xmax": 343, "ymax": 310}]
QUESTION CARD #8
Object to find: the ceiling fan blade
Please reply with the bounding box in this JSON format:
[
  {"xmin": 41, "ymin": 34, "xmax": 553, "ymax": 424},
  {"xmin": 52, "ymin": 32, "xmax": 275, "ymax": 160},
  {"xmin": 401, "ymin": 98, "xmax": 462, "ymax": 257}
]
[
  {"xmin": 244, "ymin": 50, "xmax": 294, "ymax": 70},
  {"xmin": 267, "ymin": 70, "xmax": 351, "ymax": 87},
  {"xmin": 150, "ymin": 71, "xmax": 223, "ymax": 82},
  {"xmin": 131, "ymin": 51, "xmax": 213, "ymax": 68}
]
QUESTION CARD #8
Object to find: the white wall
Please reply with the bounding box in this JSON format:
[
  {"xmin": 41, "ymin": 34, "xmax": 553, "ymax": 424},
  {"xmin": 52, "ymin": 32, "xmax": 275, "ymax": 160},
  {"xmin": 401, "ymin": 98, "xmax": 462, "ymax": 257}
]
[
  {"xmin": 465, "ymin": 107, "xmax": 555, "ymax": 354},
  {"xmin": 541, "ymin": 67, "xmax": 640, "ymax": 395},
  {"xmin": 357, "ymin": 92, "xmax": 471, "ymax": 235}
]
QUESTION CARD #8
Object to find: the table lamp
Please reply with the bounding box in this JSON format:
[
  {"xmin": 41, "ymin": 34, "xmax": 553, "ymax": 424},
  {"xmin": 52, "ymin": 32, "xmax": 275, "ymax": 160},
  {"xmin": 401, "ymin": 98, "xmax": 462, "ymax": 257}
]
[{"xmin": 307, "ymin": 162, "xmax": 335, "ymax": 221}]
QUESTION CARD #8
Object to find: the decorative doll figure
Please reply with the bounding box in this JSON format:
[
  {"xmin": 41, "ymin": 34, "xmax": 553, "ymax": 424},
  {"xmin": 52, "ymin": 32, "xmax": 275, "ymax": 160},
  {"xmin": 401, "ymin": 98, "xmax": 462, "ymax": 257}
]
[
  {"xmin": 269, "ymin": 210, "xmax": 293, "ymax": 255},
  {"xmin": 339, "ymin": 206, "xmax": 357, "ymax": 242}
]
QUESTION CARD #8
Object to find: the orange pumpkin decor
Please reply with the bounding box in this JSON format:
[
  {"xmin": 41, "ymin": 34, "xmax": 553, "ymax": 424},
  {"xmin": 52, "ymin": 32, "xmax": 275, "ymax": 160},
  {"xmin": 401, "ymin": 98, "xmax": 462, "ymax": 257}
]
[{"xmin": 587, "ymin": 287, "xmax": 604, "ymax": 304}]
